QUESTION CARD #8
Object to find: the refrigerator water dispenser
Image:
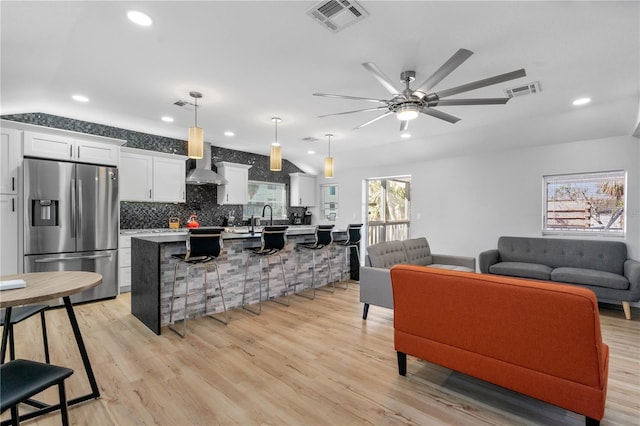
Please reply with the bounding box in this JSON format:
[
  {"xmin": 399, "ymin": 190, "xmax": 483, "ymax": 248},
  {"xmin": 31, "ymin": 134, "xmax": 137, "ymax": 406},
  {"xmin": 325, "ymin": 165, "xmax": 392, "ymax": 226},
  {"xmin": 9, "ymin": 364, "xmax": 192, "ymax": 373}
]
[{"xmin": 32, "ymin": 199, "xmax": 58, "ymax": 226}]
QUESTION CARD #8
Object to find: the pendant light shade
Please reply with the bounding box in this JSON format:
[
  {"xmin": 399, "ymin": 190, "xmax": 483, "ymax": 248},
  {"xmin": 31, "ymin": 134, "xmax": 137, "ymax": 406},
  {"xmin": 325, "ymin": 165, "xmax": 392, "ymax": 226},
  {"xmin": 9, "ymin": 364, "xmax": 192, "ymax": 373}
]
[
  {"xmin": 270, "ymin": 117, "xmax": 282, "ymax": 171},
  {"xmin": 188, "ymin": 91, "xmax": 204, "ymax": 159},
  {"xmin": 324, "ymin": 133, "xmax": 334, "ymax": 178}
]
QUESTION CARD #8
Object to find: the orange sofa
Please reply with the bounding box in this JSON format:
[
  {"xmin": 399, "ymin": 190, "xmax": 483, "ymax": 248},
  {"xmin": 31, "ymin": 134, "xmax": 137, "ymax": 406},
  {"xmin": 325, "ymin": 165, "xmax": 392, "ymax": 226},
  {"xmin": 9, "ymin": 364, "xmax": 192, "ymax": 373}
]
[{"xmin": 390, "ymin": 265, "xmax": 609, "ymax": 425}]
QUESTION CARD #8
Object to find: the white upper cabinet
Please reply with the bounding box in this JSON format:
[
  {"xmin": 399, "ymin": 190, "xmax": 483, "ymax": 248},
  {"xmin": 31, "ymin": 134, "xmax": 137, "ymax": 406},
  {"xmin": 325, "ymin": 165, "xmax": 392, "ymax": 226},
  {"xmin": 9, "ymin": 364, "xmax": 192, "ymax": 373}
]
[
  {"xmin": 215, "ymin": 161, "xmax": 251, "ymax": 205},
  {"xmin": 290, "ymin": 173, "xmax": 316, "ymax": 207},
  {"xmin": 120, "ymin": 147, "xmax": 186, "ymax": 203},
  {"xmin": 23, "ymin": 131, "xmax": 120, "ymax": 166},
  {"xmin": 119, "ymin": 150, "xmax": 153, "ymax": 201},
  {"xmin": 1, "ymin": 127, "xmax": 22, "ymax": 194},
  {"xmin": 153, "ymin": 156, "xmax": 186, "ymax": 203}
]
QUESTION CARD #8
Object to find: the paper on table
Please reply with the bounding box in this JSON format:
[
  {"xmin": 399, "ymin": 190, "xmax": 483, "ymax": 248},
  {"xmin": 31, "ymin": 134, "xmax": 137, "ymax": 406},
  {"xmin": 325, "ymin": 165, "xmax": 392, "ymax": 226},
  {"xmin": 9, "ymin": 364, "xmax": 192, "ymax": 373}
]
[{"xmin": 0, "ymin": 279, "xmax": 26, "ymax": 291}]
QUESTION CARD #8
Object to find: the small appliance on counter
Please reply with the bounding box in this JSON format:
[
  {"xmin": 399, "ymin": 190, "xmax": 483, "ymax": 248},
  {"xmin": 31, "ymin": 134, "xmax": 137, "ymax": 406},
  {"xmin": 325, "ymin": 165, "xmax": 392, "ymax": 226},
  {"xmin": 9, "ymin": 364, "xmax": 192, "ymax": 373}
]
[
  {"xmin": 303, "ymin": 210, "xmax": 312, "ymax": 225},
  {"xmin": 291, "ymin": 212, "xmax": 302, "ymax": 225},
  {"xmin": 186, "ymin": 214, "xmax": 200, "ymax": 228},
  {"xmin": 169, "ymin": 217, "xmax": 180, "ymax": 229}
]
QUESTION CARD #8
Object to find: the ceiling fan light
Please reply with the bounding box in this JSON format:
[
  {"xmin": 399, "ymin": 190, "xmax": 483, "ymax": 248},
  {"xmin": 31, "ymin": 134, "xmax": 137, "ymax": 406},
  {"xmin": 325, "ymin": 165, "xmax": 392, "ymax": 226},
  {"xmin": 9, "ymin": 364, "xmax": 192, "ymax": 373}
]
[
  {"xmin": 188, "ymin": 126, "xmax": 204, "ymax": 159},
  {"xmin": 270, "ymin": 143, "xmax": 282, "ymax": 171},
  {"xmin": 396, "ymin": 104, "xmax": 419, "ymax": 121},
  {"xmin": 324, "ymin": 156, "xmax": 334, "ymax": 178}
]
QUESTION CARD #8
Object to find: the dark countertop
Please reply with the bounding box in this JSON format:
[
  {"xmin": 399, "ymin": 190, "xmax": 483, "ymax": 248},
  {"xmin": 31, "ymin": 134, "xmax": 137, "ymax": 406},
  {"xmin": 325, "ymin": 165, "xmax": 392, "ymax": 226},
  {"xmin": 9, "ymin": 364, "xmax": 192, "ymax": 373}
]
[{"xmin": 130, "ymin": 226, "xmax": 346, "ymax": 243}]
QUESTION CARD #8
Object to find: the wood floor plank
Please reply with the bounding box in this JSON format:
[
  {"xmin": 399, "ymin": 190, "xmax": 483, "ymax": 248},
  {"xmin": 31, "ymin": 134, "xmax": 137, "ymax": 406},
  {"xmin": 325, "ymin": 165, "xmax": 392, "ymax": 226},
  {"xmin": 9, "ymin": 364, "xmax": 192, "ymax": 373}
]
[{"xmin": 2, "ymin": 284, "xmax": 638, "ymax": 425}]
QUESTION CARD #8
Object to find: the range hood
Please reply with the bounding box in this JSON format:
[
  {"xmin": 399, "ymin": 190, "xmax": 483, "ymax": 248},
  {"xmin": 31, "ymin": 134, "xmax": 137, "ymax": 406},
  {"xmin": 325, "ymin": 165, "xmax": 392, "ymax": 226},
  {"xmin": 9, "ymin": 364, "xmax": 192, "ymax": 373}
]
[{"xmin": 185, "ymin": 142, "xmax": 228, "ymax": 185}]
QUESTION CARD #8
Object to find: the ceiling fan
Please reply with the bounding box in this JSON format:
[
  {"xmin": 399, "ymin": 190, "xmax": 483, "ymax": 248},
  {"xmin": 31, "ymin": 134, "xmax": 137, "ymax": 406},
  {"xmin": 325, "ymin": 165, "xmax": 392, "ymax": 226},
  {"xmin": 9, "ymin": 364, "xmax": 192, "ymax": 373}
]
[{"xmin": 313, "ymin": 48, "xmax": 526, "ymax": 131}]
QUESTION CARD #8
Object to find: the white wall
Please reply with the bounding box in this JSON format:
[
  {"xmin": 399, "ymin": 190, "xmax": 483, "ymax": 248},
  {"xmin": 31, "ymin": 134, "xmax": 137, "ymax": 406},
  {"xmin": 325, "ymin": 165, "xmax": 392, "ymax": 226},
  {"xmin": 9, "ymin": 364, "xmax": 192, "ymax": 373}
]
[{"xmin": 316, "ymin": 135, "xmax": 639, "ymax": 261}]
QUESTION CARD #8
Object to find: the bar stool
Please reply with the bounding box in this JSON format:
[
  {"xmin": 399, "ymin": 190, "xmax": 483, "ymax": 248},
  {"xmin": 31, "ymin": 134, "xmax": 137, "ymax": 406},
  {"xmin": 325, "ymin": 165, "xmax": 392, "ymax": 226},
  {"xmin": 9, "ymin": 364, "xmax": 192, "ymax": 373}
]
[
  {"xmin": 242, "ymin": 226, "xmax": 290, "ymax": 315},
  {"xmin": 293, "ymin": 224, "xmax": 335, "ymax": 299},
  {"xmin": 169, "ymin": 227, "xmax": 228, "ymax": 338},
  {"xmin": 334, "ymin": 223, "xmax": 363, "ymax": 289},
  {"xmin": 0, "ymin": 305, "xmax": 50, "ymax": 363}
]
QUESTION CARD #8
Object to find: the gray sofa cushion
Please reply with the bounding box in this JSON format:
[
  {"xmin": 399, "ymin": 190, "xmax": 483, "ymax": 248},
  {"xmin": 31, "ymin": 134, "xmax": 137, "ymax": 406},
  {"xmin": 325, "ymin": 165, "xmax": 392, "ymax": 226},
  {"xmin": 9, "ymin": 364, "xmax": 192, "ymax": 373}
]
[
  {"xmin": 551, "ymin": 267, "xmax": 630, "ymax": 290},
  {"xmin": 489, "ymin": 262, "xmax": 552, "ymax": 280},
  {"xmin": 367, "ymin": 240, "xmax": 407, "ymax": 268},
  {"xmin": 497, "ymin": 236, "xmax": 627, "ymax": 275},
  {"xmin": 403, "ymin": 237, "xmax": 433, "ymax": 266},
  {"xmin": 430, "ymin": 264, "xmax": 475, "ymax": 272}
]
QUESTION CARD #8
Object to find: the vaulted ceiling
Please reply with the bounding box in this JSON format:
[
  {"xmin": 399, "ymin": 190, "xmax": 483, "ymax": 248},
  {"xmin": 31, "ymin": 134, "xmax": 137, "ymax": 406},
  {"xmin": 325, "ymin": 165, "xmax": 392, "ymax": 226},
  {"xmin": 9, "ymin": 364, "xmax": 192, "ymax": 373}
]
[{"xmin": 1, "ymin": 1, "xmax": 638, "ymax": 173}]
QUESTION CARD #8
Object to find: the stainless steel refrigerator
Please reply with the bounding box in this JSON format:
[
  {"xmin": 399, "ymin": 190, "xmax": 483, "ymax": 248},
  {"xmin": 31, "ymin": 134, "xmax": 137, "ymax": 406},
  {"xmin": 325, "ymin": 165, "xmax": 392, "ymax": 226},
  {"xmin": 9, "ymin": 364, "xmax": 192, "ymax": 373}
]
[{"xmin": 23, "ymin": 158, "xmax": 119, "ymax": 303}]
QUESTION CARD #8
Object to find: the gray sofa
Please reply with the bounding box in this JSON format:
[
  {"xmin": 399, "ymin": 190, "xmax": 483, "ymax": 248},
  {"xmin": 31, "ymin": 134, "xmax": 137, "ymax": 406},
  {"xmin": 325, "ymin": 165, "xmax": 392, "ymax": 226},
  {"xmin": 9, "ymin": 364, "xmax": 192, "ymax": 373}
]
[
  {"xmin": 479, "ymin": 236, "xmax": 640, "ymax": 319},
  {"xmin": 359, "ymin": 237, "xmax": 476, "ymax": 319}
]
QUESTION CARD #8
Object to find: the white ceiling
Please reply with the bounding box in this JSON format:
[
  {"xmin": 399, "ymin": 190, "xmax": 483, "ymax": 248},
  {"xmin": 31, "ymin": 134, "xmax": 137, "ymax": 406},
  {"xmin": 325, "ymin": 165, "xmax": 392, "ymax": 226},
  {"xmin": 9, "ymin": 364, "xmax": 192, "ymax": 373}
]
[{"xmin": 1, "ymin": 1, "xmax": 638, "ymax": 174}]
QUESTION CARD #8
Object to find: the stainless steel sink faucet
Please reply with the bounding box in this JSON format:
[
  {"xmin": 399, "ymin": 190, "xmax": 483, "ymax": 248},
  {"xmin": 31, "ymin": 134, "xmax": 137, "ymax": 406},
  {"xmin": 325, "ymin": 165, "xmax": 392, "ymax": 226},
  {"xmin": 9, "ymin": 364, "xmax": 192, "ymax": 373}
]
[{"xmin": 262, "ymin": 204, "xmax": 273, "ymax": 226}]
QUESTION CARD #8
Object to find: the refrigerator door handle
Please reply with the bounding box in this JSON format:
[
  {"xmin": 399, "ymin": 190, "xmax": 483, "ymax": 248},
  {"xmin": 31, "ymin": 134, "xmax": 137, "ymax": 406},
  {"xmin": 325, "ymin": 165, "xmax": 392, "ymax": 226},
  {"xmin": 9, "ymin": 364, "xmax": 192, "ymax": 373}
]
[
  {"xmin": 71, "ymin": 178, "xmax": 77, "ymax": 238},
  {"xmin": 34, "ymin": 253, "xmax": 113, "ymax": 263},
  {"xmin": 77, "ymin": 179, "xmax": 83, "ymax": 239}
]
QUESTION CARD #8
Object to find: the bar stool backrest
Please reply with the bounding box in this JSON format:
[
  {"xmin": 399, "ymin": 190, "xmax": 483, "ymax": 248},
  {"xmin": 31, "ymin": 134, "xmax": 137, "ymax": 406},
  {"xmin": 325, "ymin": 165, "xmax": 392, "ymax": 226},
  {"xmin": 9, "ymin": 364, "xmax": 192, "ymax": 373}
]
[
  {"xmin": 185, "ymin": 227, "xmax": 225, "ymax": 259},
  {"xmin": 261, "ymin": 226, "xmax": 288, "ymax": 251},
  {"xmin": 316, "ymin": 225, "xmax": 335, "ymax": 246},
  {"xmin": 346, "ymin": 224, "xmax": 363, "ymax": 245}
]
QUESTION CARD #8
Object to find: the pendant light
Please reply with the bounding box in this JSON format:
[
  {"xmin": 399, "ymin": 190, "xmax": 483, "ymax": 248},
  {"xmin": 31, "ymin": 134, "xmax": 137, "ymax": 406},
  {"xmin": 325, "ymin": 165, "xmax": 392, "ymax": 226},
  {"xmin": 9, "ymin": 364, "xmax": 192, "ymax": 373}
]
[
  {"xmin": 324, "ymin": 133, "xmax": 334, "ymax": 178},
  {"xmin": 270, "ymin": 117, "xmax": 282, "ymax": 171},
  {"xmin": 188, "ymin": 91, "xmax": 204, "ymax": 159}
]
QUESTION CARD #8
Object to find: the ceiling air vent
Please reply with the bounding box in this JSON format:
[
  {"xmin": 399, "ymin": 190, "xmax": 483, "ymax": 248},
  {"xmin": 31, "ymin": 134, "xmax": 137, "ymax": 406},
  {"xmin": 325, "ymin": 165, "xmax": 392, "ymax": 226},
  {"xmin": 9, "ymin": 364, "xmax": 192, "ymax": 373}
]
[
  {"xmin": 307, "ymin": 0, "xmax": 369, "ymax": 33},
  {"xmin": 504, "ymin": 81, "xmax": 541, "ymax": 98},
  {"xmin": 173, "ymin": 99, "xmax": 195, "ymax": 111},
  {"xmin": 302, "ymin": 137, "xmax": 319, "ymax": 142}
]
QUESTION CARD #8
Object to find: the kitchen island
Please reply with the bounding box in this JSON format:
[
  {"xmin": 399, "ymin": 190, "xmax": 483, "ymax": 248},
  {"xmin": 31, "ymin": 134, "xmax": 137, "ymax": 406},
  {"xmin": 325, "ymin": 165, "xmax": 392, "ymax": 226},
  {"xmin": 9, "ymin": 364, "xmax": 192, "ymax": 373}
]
[{"xmin": 130, "ymin": 227, "xmax": 348, "ymax": 334}]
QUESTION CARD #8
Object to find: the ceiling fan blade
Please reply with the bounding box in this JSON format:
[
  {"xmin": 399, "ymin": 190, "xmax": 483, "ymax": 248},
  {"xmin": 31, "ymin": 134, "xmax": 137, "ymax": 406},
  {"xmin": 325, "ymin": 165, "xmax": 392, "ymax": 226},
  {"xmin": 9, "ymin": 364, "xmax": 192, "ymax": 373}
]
[
  {"xmin": 313, "ymin": 93, "xmax": 390, "ymax": 104},
  {"xmin": 420, "ymin": 107, "xmax": 461, "ymax": 124},
  {"xmin": 362, "ymin": 62, "xmax": 403, "ymax": 97},
  {"xmin": 354, "ymin": 111, "xmax": 394, "ymax": 129},
  {"xmin": 435, "ymin": 69, "xmax": 527, "ymax": 99},
  {"xmin": 432, "ymin": 97, "xmax": 510, "ymax": 106},
  {"xmin": 318, "ymin": 106, "xmax": 389, "ymax": 118},
  {"xmin": 400, "ymin": 120, "xmax": 409, "ymax": 132},
  {"xmin": 413, "ymin": 48, "xmax": 474, "ymax": 99}
]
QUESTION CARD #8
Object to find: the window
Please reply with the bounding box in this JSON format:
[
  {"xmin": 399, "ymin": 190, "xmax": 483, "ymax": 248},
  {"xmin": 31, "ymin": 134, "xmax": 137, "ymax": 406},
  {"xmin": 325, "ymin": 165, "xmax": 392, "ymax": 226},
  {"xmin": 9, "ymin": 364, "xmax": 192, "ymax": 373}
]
[
  {"xmin": 366, "ymin": 177, "xmax": 411, "ymax": 245},
  {"xmin": 243, "ymin": 180, "xmax": 287, "ymax": 219},
  {"xmin": 321, "ymin": 184, "xmax": 338, "ymax": 221},
  {"xmin": 543, "ymin": 170, "xmax": 626, "ymax": 235}
]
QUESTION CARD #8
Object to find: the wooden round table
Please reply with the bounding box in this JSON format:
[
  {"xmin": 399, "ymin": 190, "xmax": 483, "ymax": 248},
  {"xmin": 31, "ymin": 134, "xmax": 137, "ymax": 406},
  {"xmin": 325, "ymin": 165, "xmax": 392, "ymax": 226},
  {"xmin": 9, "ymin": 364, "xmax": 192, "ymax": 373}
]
[{"xmin": 0, "ymin": 271, "xmax": 103, "ymax": 422}]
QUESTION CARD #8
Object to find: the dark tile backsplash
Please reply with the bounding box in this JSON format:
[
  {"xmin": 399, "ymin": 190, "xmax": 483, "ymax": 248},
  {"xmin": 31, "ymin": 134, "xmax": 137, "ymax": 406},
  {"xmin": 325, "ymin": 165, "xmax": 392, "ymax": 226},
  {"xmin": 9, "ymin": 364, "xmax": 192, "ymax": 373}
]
[{"xmin": 3, "ymin": 113, "xmax": 307, "ymax": 229}]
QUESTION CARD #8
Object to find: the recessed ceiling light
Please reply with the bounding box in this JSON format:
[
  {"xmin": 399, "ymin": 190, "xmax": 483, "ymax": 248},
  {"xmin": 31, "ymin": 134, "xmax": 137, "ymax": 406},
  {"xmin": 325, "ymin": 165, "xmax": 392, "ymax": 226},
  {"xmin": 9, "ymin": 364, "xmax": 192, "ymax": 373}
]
[
  {"xmin": 72, "ymin": 94, "xmax": 89, "ymax": 103},
  {"xmin": 400, "ymin": 132, "xmax": 411, "ymax": 139},
  {"xmin": 573, "ymin": 97, "xmax": 591, "ymax": 106},
  {"xmin": 127, "ymin": 10, "xmax": 152, "ymax": 26},
  {"xmin": 307, "ymin": 150, "xmax": 316, "ymax": 155},
  {"xmin": 224, "ymin": 131, "xmax": 235, "ymax": 137},
  {"xmin": 161, "ymin": 116, "xmax": 174, "ymax": 123}
]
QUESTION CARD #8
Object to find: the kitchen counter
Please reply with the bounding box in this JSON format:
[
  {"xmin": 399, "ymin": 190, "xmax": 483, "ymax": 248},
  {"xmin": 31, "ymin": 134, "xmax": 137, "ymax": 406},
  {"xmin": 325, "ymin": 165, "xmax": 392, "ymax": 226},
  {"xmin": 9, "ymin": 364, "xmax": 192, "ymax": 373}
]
[{"xmin": 130, "ymin": 227, "xmax": 349, "ymax": 335}]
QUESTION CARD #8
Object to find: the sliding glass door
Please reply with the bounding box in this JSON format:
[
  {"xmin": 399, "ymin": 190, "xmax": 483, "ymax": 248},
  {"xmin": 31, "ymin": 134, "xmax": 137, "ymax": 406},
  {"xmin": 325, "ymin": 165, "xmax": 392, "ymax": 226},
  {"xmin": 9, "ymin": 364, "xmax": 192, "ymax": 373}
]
[{"xmin": 366, "ymin": 177, "xmax": 411, "ymax": 245}]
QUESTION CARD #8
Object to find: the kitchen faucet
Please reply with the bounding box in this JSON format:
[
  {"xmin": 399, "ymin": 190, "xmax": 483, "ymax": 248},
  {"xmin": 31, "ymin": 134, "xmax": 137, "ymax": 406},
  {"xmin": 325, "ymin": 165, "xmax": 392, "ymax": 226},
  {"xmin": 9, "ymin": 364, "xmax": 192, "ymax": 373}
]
[{"xmin": 262, "ymin": 204, "xmax": 273, "ymax": 226}]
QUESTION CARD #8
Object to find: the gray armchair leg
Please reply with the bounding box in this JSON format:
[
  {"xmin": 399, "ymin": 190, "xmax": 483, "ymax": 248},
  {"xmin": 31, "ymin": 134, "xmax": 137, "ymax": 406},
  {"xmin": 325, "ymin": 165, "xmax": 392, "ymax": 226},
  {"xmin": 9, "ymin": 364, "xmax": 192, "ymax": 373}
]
[{"xmin": 362, "ymin": 303, "xmax": 369, "ymax": 320}]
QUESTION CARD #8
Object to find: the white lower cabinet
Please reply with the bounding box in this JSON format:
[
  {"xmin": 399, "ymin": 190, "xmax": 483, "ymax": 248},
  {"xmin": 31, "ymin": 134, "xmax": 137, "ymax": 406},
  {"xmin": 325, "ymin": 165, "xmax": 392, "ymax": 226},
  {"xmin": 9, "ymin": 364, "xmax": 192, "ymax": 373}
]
[{"xmin": 0, "ymin": 194, "xmax": 19, "ymax": 275}]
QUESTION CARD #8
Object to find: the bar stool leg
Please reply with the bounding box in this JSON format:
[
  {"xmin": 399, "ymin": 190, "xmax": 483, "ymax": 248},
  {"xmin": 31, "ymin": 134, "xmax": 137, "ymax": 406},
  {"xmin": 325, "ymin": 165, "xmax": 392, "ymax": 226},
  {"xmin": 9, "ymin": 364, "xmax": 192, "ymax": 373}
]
[
  {"xmin": 208, "ymin": 263, "xmax": 229, "ymax": 324},
  {"xmin": 242, "ymin": 255, "xmax": 262, "ymax": 315},
  {"xmin": 169, "ymin": 262, "xmax": 190, "ymax": 338},
  {"xmin": 268, "ymin": 254, "xmax": 290, "ymax": 307},
  {"xmin": 316, "ymin": 248, "xmax": 335, "ymax": 294},
  {"xmin": 292, "ymin": 249, "xmax": 315, "ymax": 300}
]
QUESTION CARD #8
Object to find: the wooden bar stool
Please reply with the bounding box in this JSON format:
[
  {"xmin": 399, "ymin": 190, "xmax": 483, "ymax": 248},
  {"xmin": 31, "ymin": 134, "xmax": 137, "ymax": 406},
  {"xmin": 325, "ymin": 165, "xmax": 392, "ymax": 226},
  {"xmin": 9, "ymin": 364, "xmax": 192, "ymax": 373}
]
[
  {"xmin": 169, "ymin": 227, "xmax": 228, "ymax": 338},
  {"xmin": 1, "ymin": 359, "xmax": 74, "ymax": 426},
  {"xmin": 242, "ymin": 226, "xmax": 290, "ymax": 315},
  {"xmin": 293, "ymin": 224, "xmax": 335, "ymax": 299}
]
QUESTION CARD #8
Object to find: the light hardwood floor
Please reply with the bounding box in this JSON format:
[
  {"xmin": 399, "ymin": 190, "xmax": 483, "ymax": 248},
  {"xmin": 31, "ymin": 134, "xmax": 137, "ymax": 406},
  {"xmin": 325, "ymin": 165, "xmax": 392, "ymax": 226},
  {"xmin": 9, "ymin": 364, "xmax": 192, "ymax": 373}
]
[{"xmin": 2, "ymin": 283, "xmax": 639, "ymax": 425}]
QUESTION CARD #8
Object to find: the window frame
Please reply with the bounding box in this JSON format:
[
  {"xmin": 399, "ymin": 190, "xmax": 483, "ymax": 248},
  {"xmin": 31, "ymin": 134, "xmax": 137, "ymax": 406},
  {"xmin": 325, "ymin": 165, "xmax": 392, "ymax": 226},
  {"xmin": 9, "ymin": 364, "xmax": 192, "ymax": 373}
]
[
  {"xmin": 542, "ymin": 170, "xmax": 626, "ymax": 237},
  {"xmin": 243, "ymin": 180, "xmax": 288, "ymax": 220}
]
